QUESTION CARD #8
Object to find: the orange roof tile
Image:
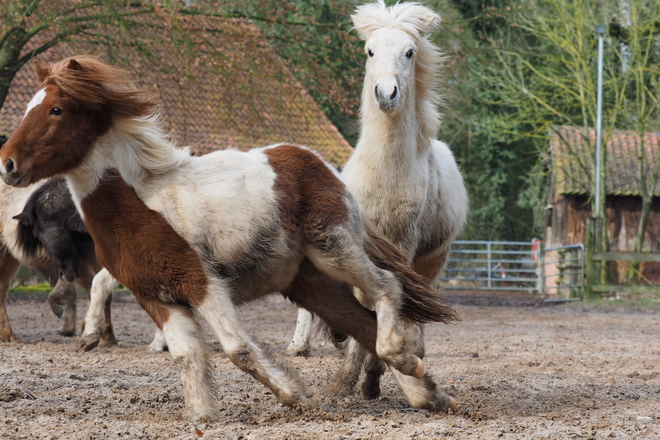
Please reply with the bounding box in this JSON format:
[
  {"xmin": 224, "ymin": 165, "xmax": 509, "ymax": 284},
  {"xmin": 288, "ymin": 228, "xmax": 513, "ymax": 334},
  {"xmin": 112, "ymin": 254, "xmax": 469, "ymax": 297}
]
[
  {"xmin": 0, "ymin": 18, "xmax": 353, "ymax": 167},
  {"xmin": 551, "ymin": 125, "xmax": 660, "ymax": 197}
]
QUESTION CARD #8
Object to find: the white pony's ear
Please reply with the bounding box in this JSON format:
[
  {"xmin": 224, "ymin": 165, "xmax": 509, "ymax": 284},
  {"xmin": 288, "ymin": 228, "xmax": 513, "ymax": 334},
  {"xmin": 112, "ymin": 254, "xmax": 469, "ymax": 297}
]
[
  {"xmin": 351, "ymin": 10, "xmax": 382, "ymax": 41},
  {"xmin": 417, "ymin": 11, "xmax": 441, "ymax": 38}
]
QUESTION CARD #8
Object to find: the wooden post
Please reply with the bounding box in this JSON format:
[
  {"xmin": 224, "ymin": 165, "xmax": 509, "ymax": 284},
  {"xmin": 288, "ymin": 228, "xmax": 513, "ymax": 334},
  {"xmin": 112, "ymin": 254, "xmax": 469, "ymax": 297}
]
[{"xmin": 585, "ymin": 217, "xmax": 603, "ymax": 299}]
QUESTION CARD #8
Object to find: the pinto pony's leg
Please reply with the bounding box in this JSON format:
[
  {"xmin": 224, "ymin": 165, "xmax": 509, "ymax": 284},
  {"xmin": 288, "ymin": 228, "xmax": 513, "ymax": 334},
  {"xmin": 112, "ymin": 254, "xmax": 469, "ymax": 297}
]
[
  {"xmin": 282, "ymin": 258, "xmax": 377, "ymax": 352},
  {"xmin": 198, "ymin": 278, "xmax": 314, "ymax": 407},
  {"xmin": 159, "ymin": 304, "xmax": 216, "ymax": 422},
  {"xmin": 80, "ymin": 268, "xmax": 118, "ymax": 351},
  {"xmin": 307, "ymin": 227, "xmax": 429, "ymax": 379},
  {"xmin": 285, "ymin": 307, "xmax": 314, "ymax": 357},
  {"xmin": 148, "ymin": 327, "xmax": 168, "ymax": 352},
  {"xmin": 0, "ymin": 250, "xmax": 20, "ymax": 342},
  {"xmin": 47, "ymin": 279, "xmax": 78, "ymax": 336}
]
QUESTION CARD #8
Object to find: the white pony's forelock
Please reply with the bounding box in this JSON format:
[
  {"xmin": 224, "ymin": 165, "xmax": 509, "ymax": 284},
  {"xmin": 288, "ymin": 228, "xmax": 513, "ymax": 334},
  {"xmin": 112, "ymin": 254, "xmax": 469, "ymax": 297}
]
[
  {"xmin": 352, "ymin": 0, "xmax": 441, "ymax": 41},
  {"xmin": 354, "ymin": 1, "xmax": 445, "ymax": 141}
]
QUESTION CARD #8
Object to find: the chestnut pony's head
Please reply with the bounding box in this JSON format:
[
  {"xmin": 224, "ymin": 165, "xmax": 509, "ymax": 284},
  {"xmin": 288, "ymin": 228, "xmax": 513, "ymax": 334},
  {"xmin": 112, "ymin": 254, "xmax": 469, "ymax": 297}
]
[{"xmin": 0, "ymin": 56, "xmax": 157, "ymax": 187}]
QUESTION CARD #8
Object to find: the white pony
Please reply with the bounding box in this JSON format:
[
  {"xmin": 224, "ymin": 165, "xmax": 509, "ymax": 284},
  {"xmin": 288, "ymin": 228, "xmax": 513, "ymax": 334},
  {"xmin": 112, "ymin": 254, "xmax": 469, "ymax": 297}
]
[{"xmin": 288, "ymin": 0, "xmax": 468, "ymax": 411}]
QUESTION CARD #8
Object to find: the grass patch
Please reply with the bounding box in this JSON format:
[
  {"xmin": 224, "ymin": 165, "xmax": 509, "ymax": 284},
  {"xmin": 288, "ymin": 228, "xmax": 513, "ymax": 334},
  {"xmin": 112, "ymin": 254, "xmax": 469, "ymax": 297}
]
[
  {"xmin": 9, "ymin": 283, "xmax": 52, "ymax": 295},
  {"xmin": 563, "ymin": 296, "xmax": 660, "ymax": 313}
]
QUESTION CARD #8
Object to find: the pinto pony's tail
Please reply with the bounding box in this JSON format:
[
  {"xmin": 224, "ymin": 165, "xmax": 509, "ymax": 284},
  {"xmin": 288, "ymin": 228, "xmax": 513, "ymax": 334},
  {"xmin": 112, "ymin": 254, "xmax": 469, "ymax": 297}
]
[{"xmin": 362, "ymin": 222, "xmax": 459, "ymax": 325}]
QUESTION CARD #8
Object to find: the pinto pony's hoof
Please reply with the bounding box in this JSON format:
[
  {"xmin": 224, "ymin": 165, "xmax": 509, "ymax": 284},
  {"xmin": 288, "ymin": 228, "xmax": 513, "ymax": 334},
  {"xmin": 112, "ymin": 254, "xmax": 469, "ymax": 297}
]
[
  {"xmin": 413, "ymin": 357, "xmax": 425, "ymax": 379},
  {"xmin": 448, "ymin": 396, "xmax": 459, "ymax": 412},
  {"xmin": 387, "ymin": 353, "xmax": 424, "ymax": 378},
  {"xmin": 0, "ymin": 332, "xmax": 19, "ymax": 343}
]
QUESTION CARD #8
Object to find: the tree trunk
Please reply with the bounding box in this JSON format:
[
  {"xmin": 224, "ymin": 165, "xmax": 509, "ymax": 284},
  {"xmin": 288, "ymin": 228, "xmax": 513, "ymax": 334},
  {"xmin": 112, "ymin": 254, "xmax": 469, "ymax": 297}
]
[
  {"xmin": 631, "ymin": 194, "xmax": 653, "ymax": 282},
  {"xmin": 0, "ymin": 28, "xmax": 29, "ymax": 113}
]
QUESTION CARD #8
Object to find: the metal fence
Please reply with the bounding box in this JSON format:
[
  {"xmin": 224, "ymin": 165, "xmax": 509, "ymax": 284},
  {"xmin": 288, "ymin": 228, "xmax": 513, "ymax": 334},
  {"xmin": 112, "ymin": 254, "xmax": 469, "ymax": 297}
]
[
  {"xmin": 439, "ymin": 240, "xmax": 585, "ymax": 301},
  {"xmin": 438, "ymin": 240, "xmax": 541, "ymax": 292}
]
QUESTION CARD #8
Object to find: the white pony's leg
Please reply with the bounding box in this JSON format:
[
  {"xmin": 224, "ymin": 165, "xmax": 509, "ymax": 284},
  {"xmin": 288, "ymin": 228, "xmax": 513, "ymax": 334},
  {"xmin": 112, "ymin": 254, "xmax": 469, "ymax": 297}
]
[
  {"xmin": 285, "ymin": 307, "xmax": 314, "ymax": 356},
  {"xmin": 329, "ymin": 336, "xmax": 365, "ymax": 396},
  {"xmin": 161, "ymin": 307, "xmax": 216, "ymax": 422},
  {"xmin": 80, "ymin": 268, "xmax": 117, "ymax": 351},
  {"xmin": 148, "ymin": 327, "xmax": 168, "ymax": 352},
  {"xmin": 197, "ymin": 279, "xmax": 315, "ymax": 407}
]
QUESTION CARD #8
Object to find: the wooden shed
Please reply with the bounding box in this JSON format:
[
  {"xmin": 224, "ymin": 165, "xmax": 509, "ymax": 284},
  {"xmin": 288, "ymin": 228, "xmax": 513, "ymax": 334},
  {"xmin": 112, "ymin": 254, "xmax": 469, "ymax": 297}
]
[{"xmin": 546, "ymin": 125, "xmax": 660, "ymax": 252}]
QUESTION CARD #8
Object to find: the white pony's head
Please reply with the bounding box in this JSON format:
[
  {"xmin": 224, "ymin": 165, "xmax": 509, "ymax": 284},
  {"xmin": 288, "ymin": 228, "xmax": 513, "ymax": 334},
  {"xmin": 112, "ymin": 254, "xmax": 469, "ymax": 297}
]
[{"xmin": 352, "ymin": 1, "xmax": 441, "ymax": 114}]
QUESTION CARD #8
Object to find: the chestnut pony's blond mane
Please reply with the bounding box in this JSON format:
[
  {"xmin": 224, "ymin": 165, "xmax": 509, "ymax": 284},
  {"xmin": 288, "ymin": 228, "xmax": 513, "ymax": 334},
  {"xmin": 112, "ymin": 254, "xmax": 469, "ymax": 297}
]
[{"xmin": 46, "ymin": 56, "xmax": 189, "ymax": 175}]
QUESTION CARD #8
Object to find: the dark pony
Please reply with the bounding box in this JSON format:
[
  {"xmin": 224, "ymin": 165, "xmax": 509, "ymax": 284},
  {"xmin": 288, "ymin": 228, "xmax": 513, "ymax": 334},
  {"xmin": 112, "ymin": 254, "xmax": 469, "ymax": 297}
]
[{"xmin": 12, "ymin": 177, "xmax": 115, "ymax": 345}]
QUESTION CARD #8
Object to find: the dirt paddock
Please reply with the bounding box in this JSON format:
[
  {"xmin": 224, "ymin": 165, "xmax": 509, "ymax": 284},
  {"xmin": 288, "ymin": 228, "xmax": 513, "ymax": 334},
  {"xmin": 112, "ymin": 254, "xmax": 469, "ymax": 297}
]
[{"xmin": 1, "ymin": 290, "xmax": 659, "ymax": 439}]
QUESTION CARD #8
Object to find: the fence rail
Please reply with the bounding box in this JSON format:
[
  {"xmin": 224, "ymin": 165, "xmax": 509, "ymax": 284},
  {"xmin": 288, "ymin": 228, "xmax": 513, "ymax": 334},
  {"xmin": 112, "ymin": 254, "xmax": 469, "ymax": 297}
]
[
  {"xmin": 440, "ymin": 240, "xmax": 585, "ymax": 301},
  {"xmin": 439, "ymin": 240, "xmax": 541, "ymax": 292}
]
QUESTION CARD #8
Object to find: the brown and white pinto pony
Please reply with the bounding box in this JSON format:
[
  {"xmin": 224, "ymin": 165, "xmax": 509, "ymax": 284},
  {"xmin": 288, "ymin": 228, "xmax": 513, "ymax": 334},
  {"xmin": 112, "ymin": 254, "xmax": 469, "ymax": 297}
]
[
  {"xmin": 0, "ymin": 56, "xmax": 458, "ymax": 421},
  {"xmin": 290, "ymin": 0, "xmax": 469, "ymax": 411}
]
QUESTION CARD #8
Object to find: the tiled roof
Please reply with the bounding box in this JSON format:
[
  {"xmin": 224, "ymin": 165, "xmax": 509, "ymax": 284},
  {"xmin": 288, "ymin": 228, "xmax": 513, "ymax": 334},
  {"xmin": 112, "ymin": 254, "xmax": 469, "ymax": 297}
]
[
  {"xmin": 0, "ymin": 19, "xmax": 353, "ymax": 167},
  {"xmin": 550, "ymin": 125, "xmax": 660, "ymax": 197}
]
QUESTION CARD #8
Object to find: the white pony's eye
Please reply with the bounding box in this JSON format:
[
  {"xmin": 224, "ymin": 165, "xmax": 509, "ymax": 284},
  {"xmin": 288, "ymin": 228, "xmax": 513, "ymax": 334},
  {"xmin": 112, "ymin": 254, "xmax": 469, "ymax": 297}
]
[
  {"xmin": 367, "ymin": 49, "xmax": 374, "ymax": 57},
  {"xmin": 406, "ymin": 49, "xmax": 415, "ymax": 59}
]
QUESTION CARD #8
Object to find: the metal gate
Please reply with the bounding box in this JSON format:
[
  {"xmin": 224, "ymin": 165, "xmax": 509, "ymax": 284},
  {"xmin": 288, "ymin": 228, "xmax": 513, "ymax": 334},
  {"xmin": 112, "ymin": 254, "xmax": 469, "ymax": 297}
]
[
  {"xmin": 438, "ymin": 240, "xmax": 585, "ymax": 301},
  {"xmin": 539, "ymin": 244, "xmax": 585, "ymax": 302},
  {"xmin": 438, "ymin": 240, "xmax": 541, "ymax": 292}
]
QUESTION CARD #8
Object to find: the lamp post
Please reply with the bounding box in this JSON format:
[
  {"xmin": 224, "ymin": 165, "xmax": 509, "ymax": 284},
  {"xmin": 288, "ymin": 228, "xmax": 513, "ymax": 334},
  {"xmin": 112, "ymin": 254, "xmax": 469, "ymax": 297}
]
[{"xmin": 595, "ymin": 24, "xmax": 606, "ymax": 218}]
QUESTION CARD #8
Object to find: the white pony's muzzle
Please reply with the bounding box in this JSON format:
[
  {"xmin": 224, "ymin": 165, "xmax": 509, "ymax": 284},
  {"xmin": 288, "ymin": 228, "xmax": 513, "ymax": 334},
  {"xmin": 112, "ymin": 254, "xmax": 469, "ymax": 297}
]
[{"xmin": 375, "ymin": 81, "xmax": 400, "ymax": 110}]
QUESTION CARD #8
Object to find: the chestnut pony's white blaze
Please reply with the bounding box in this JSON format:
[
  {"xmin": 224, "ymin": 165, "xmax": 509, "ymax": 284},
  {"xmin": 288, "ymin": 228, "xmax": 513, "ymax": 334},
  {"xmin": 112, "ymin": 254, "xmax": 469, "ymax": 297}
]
[
  {"xmin": 24, "ymin": 88, "xmax": 47, "ymax": 118},
  {"xmin": 0, "ymin": 56, "xmax": 457, "ymax": 421},
  {"xmin": 290, "ymin": 0, "xmax": 469, "ymax": 412}
]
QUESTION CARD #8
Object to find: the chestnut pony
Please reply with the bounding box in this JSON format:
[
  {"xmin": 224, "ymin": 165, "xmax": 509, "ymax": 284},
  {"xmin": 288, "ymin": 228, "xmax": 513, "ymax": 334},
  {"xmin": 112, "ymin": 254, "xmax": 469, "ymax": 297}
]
[{"xmin": 0, "ymin": 56, "xmax": 457, "ymax": 421}]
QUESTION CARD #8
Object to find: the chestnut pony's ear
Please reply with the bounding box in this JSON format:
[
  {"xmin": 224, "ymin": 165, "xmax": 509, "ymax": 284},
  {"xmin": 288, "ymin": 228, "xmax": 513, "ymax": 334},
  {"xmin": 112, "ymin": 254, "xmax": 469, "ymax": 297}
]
[
  {"xmin": 34, "ymin": 60, "xmax": 49, "ymax": 82},
  {"xmin": 67, "ymin": 58, "xmax": 83, "ymax": 71}
]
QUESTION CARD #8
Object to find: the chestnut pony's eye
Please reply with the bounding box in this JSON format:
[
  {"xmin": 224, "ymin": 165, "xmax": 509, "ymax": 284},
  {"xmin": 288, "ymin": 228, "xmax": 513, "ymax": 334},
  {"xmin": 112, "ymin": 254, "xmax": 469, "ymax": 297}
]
[
  {"xmin": 406, "ymin": 49, "xmax": 414, "ymax": 59},
  {"xmin": 50, "ymin": 107, "xmax": 64, "ymax": 116},
  {"xmin": 367, "ymin": 49, "xmax": 374, "ymax": 57}
]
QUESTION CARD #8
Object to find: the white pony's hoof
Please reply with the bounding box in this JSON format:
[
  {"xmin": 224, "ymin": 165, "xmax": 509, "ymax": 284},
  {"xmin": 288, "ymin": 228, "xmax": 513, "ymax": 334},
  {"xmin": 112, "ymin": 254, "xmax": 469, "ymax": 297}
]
[{"xmin": 284, "ymin": 344, "xmax": 310, "ymax": 357}]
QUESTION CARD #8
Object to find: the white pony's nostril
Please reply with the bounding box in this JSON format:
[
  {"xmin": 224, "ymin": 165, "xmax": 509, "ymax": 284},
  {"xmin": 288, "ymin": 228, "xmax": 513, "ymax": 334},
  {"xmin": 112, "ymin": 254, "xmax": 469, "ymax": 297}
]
[
  {"xmin": 390, "ymin": 86, "xmax": 398, "ymax": 100},
  {"xmin": 374, "ymin": 86, "xmax": 379, "ymax": 99}
]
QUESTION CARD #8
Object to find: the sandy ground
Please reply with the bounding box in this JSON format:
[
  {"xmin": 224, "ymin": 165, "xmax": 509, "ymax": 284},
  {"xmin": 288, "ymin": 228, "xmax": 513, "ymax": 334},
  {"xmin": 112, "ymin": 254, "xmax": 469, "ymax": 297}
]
[{"xmin": 1, "ymin": 291, "xmax": 659, "ymax": 440}]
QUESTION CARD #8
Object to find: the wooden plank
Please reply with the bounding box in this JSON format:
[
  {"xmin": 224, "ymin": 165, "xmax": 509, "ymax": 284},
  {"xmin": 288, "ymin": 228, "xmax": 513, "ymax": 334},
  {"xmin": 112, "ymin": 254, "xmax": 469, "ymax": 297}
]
[
  {"xmin": 592, "ymin": 284, "xmax": 660, "ymax": 294},
  {"xmin": 592, "ymin": 252, "xmax": 660, "ymax": 262}
]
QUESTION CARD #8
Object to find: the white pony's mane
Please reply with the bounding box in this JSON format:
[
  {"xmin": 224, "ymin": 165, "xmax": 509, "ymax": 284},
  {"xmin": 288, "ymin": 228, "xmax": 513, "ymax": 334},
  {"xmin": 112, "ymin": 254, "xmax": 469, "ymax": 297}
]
[
  {"xmin": 111, "ymin": 113, "xmax": 191, "ymax": 179},
  {"xmin": 353, "ymin": 0, "xmax": 445, "ymax": 141}
]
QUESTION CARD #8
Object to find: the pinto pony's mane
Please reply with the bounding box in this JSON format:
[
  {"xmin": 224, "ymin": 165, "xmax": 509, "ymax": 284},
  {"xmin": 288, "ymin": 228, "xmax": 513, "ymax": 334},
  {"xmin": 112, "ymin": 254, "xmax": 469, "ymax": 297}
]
[
  {"xmin": 352, "ymin": 1, "xmax": 445, "ymax": 141},
  {"xmin": 45, "ymin": 56, "xmax": 189, "ymax": 175}
]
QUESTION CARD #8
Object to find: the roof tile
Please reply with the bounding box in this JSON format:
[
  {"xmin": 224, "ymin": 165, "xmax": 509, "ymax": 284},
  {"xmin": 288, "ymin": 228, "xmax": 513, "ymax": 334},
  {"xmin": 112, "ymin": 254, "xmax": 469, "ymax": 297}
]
[
  {"xmin": 551, "ymin": 125, "xmax": 660, "ymax": 197},
  {"xmin": 0, "ymin": 18, "xmax": 353, "ymax": 167}
]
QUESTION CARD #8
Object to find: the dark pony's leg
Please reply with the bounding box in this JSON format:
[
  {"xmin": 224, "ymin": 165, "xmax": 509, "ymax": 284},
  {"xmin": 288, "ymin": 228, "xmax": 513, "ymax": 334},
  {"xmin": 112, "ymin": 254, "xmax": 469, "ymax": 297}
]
[
  {"xmin": 47, "ymin": 279, "xmax": 78, "ymax": 336},
  {"xmin": 0, "ymin": 249, "xmax": 21, "ymax": 342}
]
